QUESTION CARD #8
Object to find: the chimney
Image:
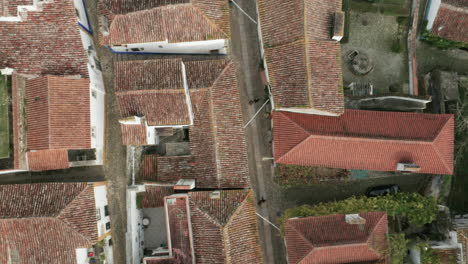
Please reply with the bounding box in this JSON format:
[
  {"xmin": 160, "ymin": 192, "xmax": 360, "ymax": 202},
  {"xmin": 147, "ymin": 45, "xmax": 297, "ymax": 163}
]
[
  {"xmin": 332, "ymin": 11, "xmax": 345, "ymax": 42},
  {"xmin": 396, "ymin": 163, "xmax": 421, "ymax": 173},
  {"xmin": 210, "ymin": 190, "xmax": 221, "ymax": 199},
  {"xmin": 345, "ymin": 214, "xmax": 366, "ymax": 225}
]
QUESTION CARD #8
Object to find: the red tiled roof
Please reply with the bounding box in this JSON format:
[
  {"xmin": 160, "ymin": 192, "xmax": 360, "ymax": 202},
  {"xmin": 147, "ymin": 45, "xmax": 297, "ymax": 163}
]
[
  {"xmin": 0, "ymin": 183, "xmax": 99, "ymax": 263},
  {"xmin": 432, "ymin": 1, "xmax": 468, "ymax": 43},
  {"xmin": 27, "ymin": 149, "xmax": 70, "ymax": 171},
  {"xmin": 142, "ymin": 185, "xmax": 174, "ymax": 208},
  {"xmin": 130, "ymin": 60, "xmax": 249, "ymax": 188},
  {"xmin": 121, "ymin": 123, "xmax": 147, "ymax": 145},
  {"xmin": 115, "ymin": 59, "xmax": 191, "ymax": 127},
  {"xmin": 100, "ymin": 0, "xmax": 230, "ymax": 45},
  {"xmin": 0, "ymin": 0, "xmax": 87, "ymax": 76},
  {"xmin": 285, "ymin": 212, "xmax": 388, "ymax": 264},
  {"xmin": 273, "ymin": 110, "xmax": 454, "ymax": 175},
  {"xmin": 442, "ymin": 0, "xmax": 467, "ymax": 8},
  {"xmin": 25, "ymin": 76, "xmax": 91, "ymax": 150},
  {"xmin": 153, "ymin": 62, "xmax": 249, "ymax": 188},
  {"xmin": 165, "ymin": 190, "xmax": 263, "ymax": 263},
  {"xmin": 258, "ymin": 0, "xmax": 344, "ymax": 114},
  {"xmin": 0, "ymin": 218, "xmax": 92, "ymax": 264},
  {"xmin": 141, "ymin": 154, "xmax": 158, "ymax": 181},
  {"xmin": 116, "ymin": 90, "xmax": 190, "ymax": 126}
]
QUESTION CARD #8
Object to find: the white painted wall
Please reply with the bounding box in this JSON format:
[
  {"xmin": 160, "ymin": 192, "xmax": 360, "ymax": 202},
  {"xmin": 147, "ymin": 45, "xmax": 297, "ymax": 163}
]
[
  {"xmin": 75, "ymin": 248, "xmax": 88, "ymax": 264},
  {"xmin": 126, "ymin": 185, "xmax": 146, "ymax": 264},
  {"xmin": 110, "ymin": 39, "xmax": 228, "ymax": 55},
  {"xmin": 90, "ymin": 87, "xmax": 105, "ymax": 164},
  {"xmin": 0, "ymin": 169, "xmax": 27, "ymax": 175},
  {"xmin": 103, "ymin": 236, "xmax": 114, "ymax": 264},
  {"xmin": 276, "ymin": 107, "xmax": 341, "ymax": 116},
  {"xmin": 94, "ymin": 185, "xmax": 110, "ymax": 238},
  {"xmin": 425, "ymin": 0, "xmax": 442, "ymax": 30},
  {"xmin": 73, "ymin": 0, "xmax": 91, "ymax": 33}
]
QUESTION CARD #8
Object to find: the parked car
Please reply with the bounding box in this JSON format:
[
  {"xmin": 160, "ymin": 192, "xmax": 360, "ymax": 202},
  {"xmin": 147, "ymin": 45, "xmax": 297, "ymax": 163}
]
[{"xmin": 366, "ymin": 184, "xmax": 401, "ymax": 197}]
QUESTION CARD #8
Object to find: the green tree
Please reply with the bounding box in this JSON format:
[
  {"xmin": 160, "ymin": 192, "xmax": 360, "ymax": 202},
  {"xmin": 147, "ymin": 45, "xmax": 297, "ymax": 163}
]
[
  {"xmin": 279, "ymin": 192, "xmax": 438, "ymax": 231},
  {"xmin": 386, "ymin": 233, "xmax": 409, "ymax": 264}
]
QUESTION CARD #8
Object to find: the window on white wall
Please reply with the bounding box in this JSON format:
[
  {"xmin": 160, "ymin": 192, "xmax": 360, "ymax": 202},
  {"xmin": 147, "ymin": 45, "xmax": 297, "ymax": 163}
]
[
  {"xmin": 96, "ymin": 208, "xmax": 101, "ymax": 221},
  {"xmin": 104, "ymin": 205, "xmax": 109, "ymax": 216}
]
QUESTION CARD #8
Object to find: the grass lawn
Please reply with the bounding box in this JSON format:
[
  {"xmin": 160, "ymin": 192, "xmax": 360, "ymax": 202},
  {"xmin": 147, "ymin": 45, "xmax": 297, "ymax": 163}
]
[{"xmin": 0, "ymin": 76, "xmax": 10, "ymax": 159}]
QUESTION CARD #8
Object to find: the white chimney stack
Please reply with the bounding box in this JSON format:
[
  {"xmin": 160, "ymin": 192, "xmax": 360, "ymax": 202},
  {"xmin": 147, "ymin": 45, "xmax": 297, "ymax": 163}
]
[{"xmin": 345, "ymin": 214, "xmax": 366, "ymax": 225}]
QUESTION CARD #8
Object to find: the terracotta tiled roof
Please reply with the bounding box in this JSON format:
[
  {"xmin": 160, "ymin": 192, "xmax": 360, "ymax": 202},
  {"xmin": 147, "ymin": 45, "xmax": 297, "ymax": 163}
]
[
  {"xmin": 116, "ymin": 90, "xmax": 190, "ymax": 126},
  {"xmin": 0, "ymin": 0, "xmax": 32, "ymax": 16},
  {"xmin": 258, "ymin": 0, "xmax": 344, "ymax": 114},
  {"xmin": 115, "ymin": 59, "xmax": 191, "ymax": 127},
  {"xmin": 285, "ymin": 212, "xmax": 388, "ymax": 264},
  {"xmin": 131, "ymin": 60, "xmax": 249, "ymax": 188},
  {"xmin": 142, "ymin": 185, "xmax": 174, "ymax": 208},
  {"xmin": 273, "ymin": 110, "xmax": 454, "ymax": 175},
  {"xmin": 442, "ymin": 0, "xmax": 467, "ymax": 9},
  {"xmin": 100, "ymin": 0, "xmax": 230, "ymax": 45},
  {"xmin": 121, "ymin": 123, "xmax": 147, "ymax": 145},
  {"xmin": 25, "ymin": 75, "xmax": 91, "ymax": 150},
  {"xmin": 431, "ymin": 1, "xmax": 468, "ymax": 43},
  {"xmin": 27, "ymin": 149, "xmax": 70, "ymax": 171},
  {"xmin": 141, "ymin": 154, "xmax": 159, "ymax": 181},
  {"xmin": 166, "ymin": 190, "xmax": 263, "ymax": 263},
  {"xmin": 0, "ymin": 0, "xmax": 87, "ymax": 76},
  {"xmin": 0, "ymin": 183, "xmax": 99, "ymax": 263},
  {"xmin": 0, "ymin": 218, "xmax": 92, "ymax": 264},
  {"xmin": 158, "ymin": 63, "xmax": 249, "ymax": 188}
]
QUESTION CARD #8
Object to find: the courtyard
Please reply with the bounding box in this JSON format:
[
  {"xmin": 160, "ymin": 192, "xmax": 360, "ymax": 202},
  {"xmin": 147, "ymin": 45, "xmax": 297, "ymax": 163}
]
[{"xmin": 342, "ymin": 0, "xmax": 411, "ymax": 94}]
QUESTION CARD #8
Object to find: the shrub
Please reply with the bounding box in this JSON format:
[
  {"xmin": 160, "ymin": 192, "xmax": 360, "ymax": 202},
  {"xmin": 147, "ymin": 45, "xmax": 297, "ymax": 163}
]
[
  {"xmin": 279, "ymin": 192, "xmax": 438, "ymax": 232},
  {"xmin": 421, "ymin": 30, "xmax": 468, "ymax": 50},
  {"xmin": 416, "ymin": 242, "xmax": 443, "ymax": 264},
  {"xmin": 391, "ymin": 40, "xmax": 403, "ymax": 53},
  {"xmin": 386, "ymin": 233, "xmax": 409, "ymax": 264}
]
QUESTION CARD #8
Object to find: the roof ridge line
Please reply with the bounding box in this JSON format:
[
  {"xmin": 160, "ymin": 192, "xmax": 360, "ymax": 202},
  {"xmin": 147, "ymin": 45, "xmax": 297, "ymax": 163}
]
[
  {"xmin": 115, "ymin": 89, "xmax": 186, "ymax": 95},
  {"xmin": 430, "ymin": 117, "xmax": 454, "ymax": 174},
  {"xmin": 56, "ymin": 183, "xmax": 91, "ymax": 218},
  {"xmin": 190, "ymin": 200, "xmax": 223, "ymax": 227},
  {"xmin": 366, "ymin": 213, "xmax": 387, "ymax": 255},
  {"xmin": 55, "ymin": 217, "xmax": 95, "ymax": 245},
  {"xmin": 190, "ymin": 4, "xmax": 230, "ymax": 38},
  {"xmin": 275, "ymin": 112, "xmax": 311, "ymax": 163},
  {"xmin": 309, "ymin": 134, "xmax": 434, "ymax": 143},
  {"xmin": 209, "ymin": 60, "xmax": 233, "ymax": 89},
  {"xmin": 278, "ymin": 111, "xmax": 311, "ymax": 136},
  {"xmin": 289, "ymin": 221, "xmax": 316, "ymax": 263},
  {"xmin": 302, "ymin": 0, "xmax": 314, "ymax": 108},
  {"xmin": 46, "ymin": 76, "xmax": 52, "ymax": 149},
  {"xmin": 208, "ymin": 61, "xmax": 233, "ymax": 187},
  {"xmin": 207, "ymin": 87, "xmax": 222, "ymax": 188},
  {"xmin": 223, "ymin": 190, "xmax": 250, "ymax": 228}
]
